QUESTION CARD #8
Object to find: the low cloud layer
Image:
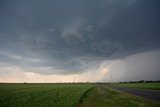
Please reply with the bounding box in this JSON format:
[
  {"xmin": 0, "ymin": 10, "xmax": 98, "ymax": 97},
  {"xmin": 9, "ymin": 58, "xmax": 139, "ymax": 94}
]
[{"xmin": 0, "ymin": 0, "xmax": 160, "ymax": 81}]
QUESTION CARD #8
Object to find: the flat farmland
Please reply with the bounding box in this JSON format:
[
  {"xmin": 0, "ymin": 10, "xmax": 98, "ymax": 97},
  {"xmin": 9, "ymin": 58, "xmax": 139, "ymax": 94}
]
[
  {"xmin": 0, "ymin": 83, "xmax": 160, "ymax": 107},
  {"xmin": 0, "ymin": 83, "xmax": 93, "ymax": 107},
  {"xmin": 112, "ymin": 83, "xmax": 160, "ymax": 90}
]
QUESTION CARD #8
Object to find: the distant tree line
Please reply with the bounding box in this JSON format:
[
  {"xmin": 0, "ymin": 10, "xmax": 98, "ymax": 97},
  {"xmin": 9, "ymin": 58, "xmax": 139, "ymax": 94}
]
[{"xmin": 119, "ymin": 80, "xmax": 160, "ymax": 83}]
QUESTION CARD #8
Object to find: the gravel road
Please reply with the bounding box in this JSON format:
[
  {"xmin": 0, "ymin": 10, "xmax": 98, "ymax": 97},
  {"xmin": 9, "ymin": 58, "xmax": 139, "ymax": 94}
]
[{"xmin": 113, "ymin": 87, "xmax": 160, "ymax": 101}]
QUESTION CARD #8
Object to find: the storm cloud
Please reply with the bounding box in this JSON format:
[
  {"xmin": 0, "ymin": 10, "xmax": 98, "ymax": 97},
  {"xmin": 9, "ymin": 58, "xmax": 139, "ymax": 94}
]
[{"xmin": 0, "ymin": 0, "xmax": 160, "ymax": 80}]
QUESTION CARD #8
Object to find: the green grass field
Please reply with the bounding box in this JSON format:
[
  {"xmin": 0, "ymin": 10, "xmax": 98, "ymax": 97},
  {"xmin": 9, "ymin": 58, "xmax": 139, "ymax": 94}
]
[
  {"xmin": 0, "ymin": 83, "xmax": 160, "ymax": 107},
  {"xmin": 0, "ymin": 83, "xmax": 93, "ymax": 107},
  {"xmin": 111, "ymin": 83, "xmax": 160, "ymax": 90}
]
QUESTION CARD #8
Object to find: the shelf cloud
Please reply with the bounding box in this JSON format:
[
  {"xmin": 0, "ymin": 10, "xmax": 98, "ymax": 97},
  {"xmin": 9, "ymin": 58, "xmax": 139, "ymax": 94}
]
[{"xmin": 0, "ymin": 0, "xmax": 160, "ymax": 82}]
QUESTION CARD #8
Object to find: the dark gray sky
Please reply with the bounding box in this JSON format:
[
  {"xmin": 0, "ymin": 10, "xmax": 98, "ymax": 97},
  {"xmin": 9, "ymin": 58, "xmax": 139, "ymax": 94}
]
[{"xmin": 0, "ymin": 0, "xmax": 160, "ymax": 82}]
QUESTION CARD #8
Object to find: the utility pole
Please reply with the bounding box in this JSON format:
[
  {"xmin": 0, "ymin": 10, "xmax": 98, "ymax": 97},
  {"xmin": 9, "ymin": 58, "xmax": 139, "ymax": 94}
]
[
  {"xmin": 110, "ymin": 75, "xmax": 112, "ymax": 82},
  {"xmin": 74, "ymin": 76, "xmax": 75, "ymax": 83}
]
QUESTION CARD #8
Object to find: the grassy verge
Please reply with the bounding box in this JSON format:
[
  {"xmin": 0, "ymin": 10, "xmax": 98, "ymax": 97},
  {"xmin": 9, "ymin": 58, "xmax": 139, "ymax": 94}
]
[
  {"xmin": 111, "ymin": 83, "xmax": 160, "ymax": 90},
  {"xmin": 79, "ymin": 84, "xmax": 160, "ymax": 107}
]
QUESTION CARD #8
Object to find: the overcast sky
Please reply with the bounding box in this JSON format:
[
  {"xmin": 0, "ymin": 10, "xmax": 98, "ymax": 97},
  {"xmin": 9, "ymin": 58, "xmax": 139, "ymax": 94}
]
[{"xmin": 0, "ymin": 0, "xmax": 160, "ymax": 82}]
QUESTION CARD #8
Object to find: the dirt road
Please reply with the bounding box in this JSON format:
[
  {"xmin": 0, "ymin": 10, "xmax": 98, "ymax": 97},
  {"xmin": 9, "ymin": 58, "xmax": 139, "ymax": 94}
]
[{"xmin": 113, "ymin": 87, "xmax": 160, "ymax": 101}]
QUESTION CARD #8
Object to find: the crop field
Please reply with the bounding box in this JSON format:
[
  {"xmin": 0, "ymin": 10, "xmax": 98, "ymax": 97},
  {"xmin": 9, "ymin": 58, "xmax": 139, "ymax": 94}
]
[
  {"xmin": 111, "ymin": 83, "xmax": 160, "ymax": 90},
  {"xmin": 0, "ymin": 83, "xmax": 160, "ymax": 107},
  {"xmin": 0, "ymin": 83, "xmax": 93, "ymax": 107}
]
